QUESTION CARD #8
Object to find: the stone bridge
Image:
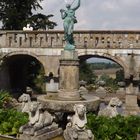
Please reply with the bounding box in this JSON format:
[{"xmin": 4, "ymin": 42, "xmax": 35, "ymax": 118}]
[{"xmin": 0, "ymin": 30, "xmax": 140, "ymax": 92}]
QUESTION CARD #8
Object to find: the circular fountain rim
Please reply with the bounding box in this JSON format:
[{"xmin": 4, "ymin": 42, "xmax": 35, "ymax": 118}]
[{"xmin": 37, "ymin": 95, "xmax": 100, "ymax": 112}]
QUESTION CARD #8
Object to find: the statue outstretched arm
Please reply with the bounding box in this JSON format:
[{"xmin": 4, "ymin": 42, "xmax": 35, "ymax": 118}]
[
  {"xmin": 72, "ymin": 0, "xmax": 80, "ymax": 11},
  {"xmin": 60, "ymin": 9, "xmax": 67, "ymax": 19}
]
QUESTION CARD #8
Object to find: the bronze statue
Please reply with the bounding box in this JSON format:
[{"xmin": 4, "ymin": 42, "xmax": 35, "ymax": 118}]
[{"xmin": 60, "ymin": 0, "xmax": 80, "ymax": 50}]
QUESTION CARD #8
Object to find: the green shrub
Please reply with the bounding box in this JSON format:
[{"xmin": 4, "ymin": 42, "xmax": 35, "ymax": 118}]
[
  {"xmin": 0, "ymin": 90, "xmax": 28, "ymax": 135},
  {"xmin": 0, "ymin": 109, "xmax": 28, "ymax": 135},
  {"xmin": 0, "ymin": 90, "xmax": 12, "ymax": 109},
  {"xmin": 99, "ymin": 74, "xmax": 119, "ymax": 93},
  {"xmin": 87, "ymin": 114, "xmax": 140, "ymax": 140}
]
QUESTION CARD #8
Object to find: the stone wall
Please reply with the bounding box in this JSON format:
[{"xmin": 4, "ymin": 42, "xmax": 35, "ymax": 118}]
[
  {"xmin": 0, "ymin": 30, "xmax": 140, "ymax": 80},
  {"xmin": 0, "ymin": 30, "xmax": 140, "ymax": 49}
]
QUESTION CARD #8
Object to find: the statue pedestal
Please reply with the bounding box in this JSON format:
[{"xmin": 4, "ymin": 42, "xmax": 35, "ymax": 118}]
[
  {"xmin": 19, "ymin": 124, "xmax": 63, "ymax": 140},
  {"xmin": 124, "ymin": 83, "xmax": 140, "ymax": 115},
  {"xmin": 124, "ymin": 94, "xmax": 140, "ymax": 115},
  {"xmin": 58, "ymin": 50, "xmax": 80, "ymax": 100}
]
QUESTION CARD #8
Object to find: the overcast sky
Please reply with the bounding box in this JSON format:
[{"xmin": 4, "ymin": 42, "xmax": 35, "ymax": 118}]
[{"xmin": 38, "ymin": 0, "xmax": 140, "ymax": 30}]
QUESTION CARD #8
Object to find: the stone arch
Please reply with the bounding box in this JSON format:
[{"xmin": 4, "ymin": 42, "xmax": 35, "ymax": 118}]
[
  {"xmin": 2, "ymin": 50, "xmax": 46, "ymax": 72},
  {"xmin": 3, "ymin": 51, "xmax": 40, "ymax": 62},
  {"xmin": 77, "ymin": 50, "xmax": 129, "ymax": 77},
  {"xmin": 1, "ymin": 51, "xmax": 46, "ymax": 95}
]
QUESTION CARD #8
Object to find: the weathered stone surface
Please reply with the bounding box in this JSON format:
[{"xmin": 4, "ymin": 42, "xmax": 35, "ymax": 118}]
[
  {"xmin": 18, "ymin": 93, "xmax": 31, "ymax": 113},
  {"xmin": 58, "ymin": 90, "xmax": 80, "ymax": 100},
  {"xmin": 59, "ymin": 50, "xmax": 80, "ymax": 100},
  {"xmin": 19, "ymin": 100, "xmax": 57, "ymax": 137},
  {"xmin": 116, "ymin": 87, "xmax": 126, "ymax": 95},
  {"xmin": 64, "ymin": 104, "xmax": 94, "ymax": 140},
  {"xmin": 98, "ymin": 97, "xmax": 122, "ymax": 118},
  {"xmin": 2, "ymin": 30, "xmax": 140, "ymax": 50},
  {"xmin": 61, "ymin": 50, "xmax": 78, "ymax": 60},
  {"xmin": 125, "ymin": 95, "xmax": 138, "ymax": 106},
  {"xmin": 126, "ymin": 83, "xmax": 134, "ymax": 94},
  {"xmin": 37, "ymin": 95, "xmax": 100, "ymax": 112},
  {"xmin": 2, "ymin": 30, "xmax": 140, "ymax": 91},
  {"xmin": 46, "ymin": 79, "xmax": 59, "ymax": 93},
  {"xmin": 79, "ymin": 86, "xmax": 88, "ymax": 96},
  {"xmin": 1, "ymin": 30, "xmax": 140, "ymax": 86},
  {"xmin": 34, "ymin": 123, "xmax": 58, "ymax": 136},
  {"xmin": 124, "ymin": 94, "xmax": 140, "ymax": 115},
  {"xmin": 95, "ymin": 86, "xmax": 106, "ymax": 98},
  {"xmin": 19, "ymin": 127, "xmax": 63, "ymax": 140}
]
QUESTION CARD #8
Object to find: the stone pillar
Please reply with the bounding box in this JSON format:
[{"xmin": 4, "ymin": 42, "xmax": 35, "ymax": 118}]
[
  {"xmin": 125, "ymin": 94, "xmax": 140, "ymax": 115},
  {"xmin": 125, "ymin": 83, "xmax": 140, "ymax": 115},
  {"xmin": 58, "ymin": 50, "xmax": 80, "ymax": 100}
]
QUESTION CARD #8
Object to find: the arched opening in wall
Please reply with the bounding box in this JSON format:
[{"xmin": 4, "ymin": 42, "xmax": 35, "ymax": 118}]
[
  {"xmin": 1, "ymin": 54, "xmax": 45, "ymax": 98},
  {"xmin": 79, "ymin": 55, "xmax": 125, "ymax": 94}
]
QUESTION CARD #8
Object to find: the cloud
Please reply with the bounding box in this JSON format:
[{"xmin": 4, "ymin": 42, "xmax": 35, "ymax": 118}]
[
  {"xmin": 100, "ymin": 1, "xmax": 120, "ymax": 12},
  {"xmin": 38, "ymin": 0, "xmax": 140, "ymax": 30}
]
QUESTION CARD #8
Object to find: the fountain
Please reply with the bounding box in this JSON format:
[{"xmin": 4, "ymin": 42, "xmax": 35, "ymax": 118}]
[
  {"xmin": 38, "ymin": 0, "xmax": 100, "ymax": 113},
  {"xmin": 20, "ymin": 0, "xmax": 100, "ymax": 139}
]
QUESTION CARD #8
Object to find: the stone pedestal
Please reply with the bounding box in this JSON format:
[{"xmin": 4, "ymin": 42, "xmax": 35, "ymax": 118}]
[
  {"xmin": 46, "ymin": 79, "xmax": 59, "ymax": 93},
  {"xmin": 125, "ymin": 94, "xmax": 140, "ymax": 115},
  {"xmin": 124, "ymin": 83, "xmax": 140, "ymax": 115},
  {"xmin": 116, "ymin": 88, "xmax": 126, "ymax": 95},
  {"xmin": 58, "ymin": 50, "xmax": 80, "ymax": 100},
  {"xmin": 19, "ymin": 124, "xmax": 63, "ymax": 140}
]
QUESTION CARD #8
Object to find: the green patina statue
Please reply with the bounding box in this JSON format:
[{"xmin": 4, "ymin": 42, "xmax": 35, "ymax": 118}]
[{"xmin": 60, "ymin": 0, "xmax": 80, "ymax": 50}]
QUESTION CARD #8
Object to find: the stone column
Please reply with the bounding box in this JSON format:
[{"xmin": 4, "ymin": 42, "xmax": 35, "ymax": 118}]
[
  {"xmin": 125, "ymin": 82, "xmax": 140, "ymax": 115},
  {"xmin": 58, "ymin": 50, "xmax": 80, "ymax": 100},
  {"xmin": 125, "ymin": 94, "xmax": 140, "ymax": 115}
]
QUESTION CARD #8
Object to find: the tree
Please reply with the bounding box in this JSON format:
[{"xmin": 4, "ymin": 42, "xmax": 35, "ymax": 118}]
[
  {"xmin": 0, "ymin": 0, "xmax": 56, "ymax": 30},
  {"xmin": 26, "ymin": 60, "xmax": 45, "ymax": 93},
  {"xmin": 99, "ymin": 74, "xmax": 118, "ymax": 92},
  {"xmin": 27, "ymin": 13, "xmax": 57, "ymax": 30},
  {"xmin": 79, "ymin": 61, "xmax": 97, "ymax": 84},
  {"xmin": 99, "ymin": 74, "xmax": 114, "ymax": 86},
  {"xmin": 116, "ymin": 69, "xmax": 124, "ymax": 82}
]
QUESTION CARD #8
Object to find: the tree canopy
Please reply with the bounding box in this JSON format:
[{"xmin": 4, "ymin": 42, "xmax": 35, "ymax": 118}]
[
  {"xmin": 0, "ymin": 0, "xmax": 57, "ymax": 30},
  {"xmin": 79, "ymin": 61, "xmax": 97, "ymax": 84},
  {"xmin": 27, "ymin": 13, "xmax": 57, "ymax": 30}
]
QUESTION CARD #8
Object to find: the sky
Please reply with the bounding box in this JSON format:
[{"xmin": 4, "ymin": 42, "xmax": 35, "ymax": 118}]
[
  {"xmin": 87, "ymin": 58, "xmax": 114, "ymax": 63},
  {"xmin": 38, "ymin": 0, "xmax": 140, "ymax": 30}
]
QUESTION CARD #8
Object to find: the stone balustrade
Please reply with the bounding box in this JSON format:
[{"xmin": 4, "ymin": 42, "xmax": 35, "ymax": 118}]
[{"xmin": 0, "ymin": 30, "xmax": 140, "ymax": 49}]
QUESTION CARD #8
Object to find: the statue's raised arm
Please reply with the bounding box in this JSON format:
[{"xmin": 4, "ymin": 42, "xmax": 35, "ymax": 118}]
[{"xmin": 72, "ymin": 0, "xmax": 80, "ymax": 11}]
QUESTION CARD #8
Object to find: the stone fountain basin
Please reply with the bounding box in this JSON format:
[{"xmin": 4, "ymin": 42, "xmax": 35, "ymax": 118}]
[{"xmin": 37, "ymin": 94, "xmax": 100, "ymax": 112}]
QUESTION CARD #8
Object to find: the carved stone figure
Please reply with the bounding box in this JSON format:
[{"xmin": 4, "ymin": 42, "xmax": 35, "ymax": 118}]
[
  {"xmin": 60, "ymin": 0, "xmax": 80, "ymax": 50},
  {"xmin": 23, "ymin": 24, "xmax": 33, "ymax": 31},
  {"xmin": 116, "ymin": 82, "xmax": 126, "ymax": 94},
  {"xmin": 18, "ymin": 93, "xmax": 31, "ymax": 113},
  {"xmin": 19, "ymin": 102, "xmax": 55, "ymax": 136},
  {"xmin": 98, "ymin": 97, "xmax": 122, "ymax": 118},
  {"xmin": 64, "ymin": 104, "xmax": 94, "ymax": 140},
  {"xmin": 79, "ymin": 86, "xmax": 88, "ymax": 96}
]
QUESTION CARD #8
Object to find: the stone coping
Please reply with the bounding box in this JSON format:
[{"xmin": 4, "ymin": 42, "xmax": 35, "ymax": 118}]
[
  {"xmin": 37, "ymin": 94, "xmax": 100, "ymax": 112},
  {"xmin": 2, "ymin": 30, "xmax": 140, "ymax": 34}
]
